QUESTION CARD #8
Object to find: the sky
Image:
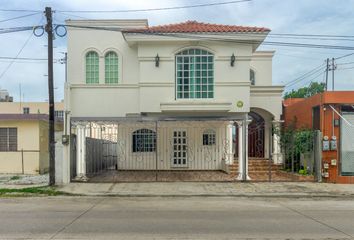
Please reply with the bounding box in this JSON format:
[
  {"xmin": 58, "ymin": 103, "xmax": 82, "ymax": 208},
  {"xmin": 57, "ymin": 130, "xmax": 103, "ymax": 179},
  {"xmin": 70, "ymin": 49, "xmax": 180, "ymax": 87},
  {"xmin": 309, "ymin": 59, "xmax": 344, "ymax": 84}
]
[{"xmin": 0, "ymin": 0, "xmax": 354, "ymax": 102}]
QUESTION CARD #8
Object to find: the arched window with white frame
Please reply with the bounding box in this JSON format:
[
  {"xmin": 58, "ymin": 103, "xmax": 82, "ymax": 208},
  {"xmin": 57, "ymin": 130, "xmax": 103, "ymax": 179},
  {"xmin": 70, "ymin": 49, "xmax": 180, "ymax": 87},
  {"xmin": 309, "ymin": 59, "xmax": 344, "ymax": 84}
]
[
  {"xmin": 105, "ymin": 51, "xmax": 119, "ymax": 84},
  {"xmin": 176, "ymin": 48, "xmax": 214, "ymax": 99},
  {"xmin": 85, "ymin": 51, "xmax": 99, "ymax": 84}
]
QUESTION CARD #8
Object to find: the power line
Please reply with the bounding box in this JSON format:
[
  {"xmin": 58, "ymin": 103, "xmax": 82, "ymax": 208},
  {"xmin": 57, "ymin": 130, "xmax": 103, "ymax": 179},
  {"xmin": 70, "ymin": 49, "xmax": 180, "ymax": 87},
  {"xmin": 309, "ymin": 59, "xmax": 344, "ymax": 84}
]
[
  {"xmin": 55, "ymin": 12, "xmax": 89, "ymax": 20},
  {"xmin": 270, "ymin": 33, "xmax": 354, "ymax": 38},
  {"xmin": 337, "ymin": 61, "xmax": 354, "ymax": 65},
  {"xmin": 0, "ymin": 12, "xmax": 41, "ymax": 23},
  {"xmin": 0, "ymin": 56, "xmax": 47, "ymax": 60},
  {"xmin": 266, "ymin": 35, "xmax": 354, "ymax": 42},
  {"xmin": 286, "ymin": 69, "xmax": 326, "ymax": 92},
  {"xmin": 0, "ymin": 30, "xmax": 34, "ymax": 80},
  {"xmin": 337, "ymin": 66, "xmax": 354, "ymax": 70},
  {"xmin": 61, "ymin": 24, "xmax": 354, "ymax": 51},
  {"xmin": 0, "ymin": 25, "xmax": 40, "ymax": 35},
  {"xmin": 334, "ymin": 52, "xmax": 354, "ymax": 60},
  {"xmin": 0, "ymin": 56, "xmax": 60, "ymax": 62},
  {"xmin": 284, "ymin": 63, "xmax": 326, "ymax": 87},
  {"xmin": 0, "ymin": 9, "xmax": 41, "ymax": 13},
  {"xmin": 57, "ymin": 0, "xmax": 251, "ymax": 13},
  {"xmin": 0, "ymin": 17, "xmax": 43, "ymax": 80},
  {"xmin": 0, "ymin": 1, "xmax": 251, "ymax": 14}
]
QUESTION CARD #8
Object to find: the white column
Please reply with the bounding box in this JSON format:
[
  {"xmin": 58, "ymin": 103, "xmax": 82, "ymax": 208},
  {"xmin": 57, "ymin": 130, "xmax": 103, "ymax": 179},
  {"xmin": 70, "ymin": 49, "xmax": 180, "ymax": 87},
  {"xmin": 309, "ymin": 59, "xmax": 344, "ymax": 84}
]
[
  {"xmin": 272, "ymin": 120, "xmax": 283, "ymax": 164},
  {"xmin": 226, "ymin": 121, "xmax": 234, "ymax": 165},
  {"xmin": 245, "ymin": 119, "xmax": 250, "ymax": 178},
  {"xmin": 236, "ymin": 119, "xmax": 251, "ymax": 180},
  {"xmin": 57, "ymin": 82, "xmax": 71, "ymax": 185},
  {"xmin": 236, "ymin": 121, "xmax": 244, "ymax": 180},
  {"xmin": 75, "ymin": 125, "xmax": 88, "ymax": 181}
]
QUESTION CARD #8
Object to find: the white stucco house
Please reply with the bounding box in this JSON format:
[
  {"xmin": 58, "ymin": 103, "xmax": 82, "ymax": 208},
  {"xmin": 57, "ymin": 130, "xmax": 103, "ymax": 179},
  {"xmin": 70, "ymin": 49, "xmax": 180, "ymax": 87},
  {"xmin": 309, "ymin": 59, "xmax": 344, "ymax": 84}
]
[{"xmin": 59, "ymin": 19, "xmax": 283, "ymax": 184}]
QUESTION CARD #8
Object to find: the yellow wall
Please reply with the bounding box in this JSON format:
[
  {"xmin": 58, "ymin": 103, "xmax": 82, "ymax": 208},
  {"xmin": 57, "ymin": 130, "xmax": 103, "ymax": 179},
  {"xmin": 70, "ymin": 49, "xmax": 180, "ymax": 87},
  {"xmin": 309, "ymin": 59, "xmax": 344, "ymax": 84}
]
[
  {"xmin": 39, "ymin": 121, "xmax": 49, "ymax": 173},
  {"xmin": 0, "ymin": 121, "xmax": 41, "ymax": 174},
  {"xmin": 0, "ymin": 102, "xmax": 64, "ymax": 114}
]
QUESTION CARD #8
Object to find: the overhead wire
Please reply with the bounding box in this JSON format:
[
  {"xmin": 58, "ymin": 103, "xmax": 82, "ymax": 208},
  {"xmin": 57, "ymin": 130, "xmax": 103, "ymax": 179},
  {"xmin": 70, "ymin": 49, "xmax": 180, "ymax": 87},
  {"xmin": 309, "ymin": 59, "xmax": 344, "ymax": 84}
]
[
  {"xmin": 60, "ymin": 24, "xmax": 354, "ymax": 51},
  {"xmin": 0, "ymin": 26, "xmax": 36, "ymax": 34},
  {"xmin": 0, "ymin": 16, "xmax": 44, "ymax": 80},
  {"xmin": 282, "ymin": 62, "xmax": 325, "ymax": 86},
  {"xmin": 0, "ymin": 12, "xmax": 41, "ymax": 23},
  {"xmin": 0, "ymin": 9, "xmax": 41, "ymax": 13},
  {"xmin": 56, "ymin": 0, "xmax": 251, "ymax": 13}
]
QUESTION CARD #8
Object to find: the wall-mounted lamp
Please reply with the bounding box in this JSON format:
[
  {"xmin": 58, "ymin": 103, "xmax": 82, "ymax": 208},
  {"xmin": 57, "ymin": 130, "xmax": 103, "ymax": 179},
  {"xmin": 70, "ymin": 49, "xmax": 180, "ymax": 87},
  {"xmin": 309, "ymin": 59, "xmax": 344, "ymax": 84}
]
[
  {"xmin": 230, "ymin": 53, "xmax": 236, "ymax": 67},
  {"xmin": 155, "ymin": 54, "xmax": 160, "ymax": 67}
]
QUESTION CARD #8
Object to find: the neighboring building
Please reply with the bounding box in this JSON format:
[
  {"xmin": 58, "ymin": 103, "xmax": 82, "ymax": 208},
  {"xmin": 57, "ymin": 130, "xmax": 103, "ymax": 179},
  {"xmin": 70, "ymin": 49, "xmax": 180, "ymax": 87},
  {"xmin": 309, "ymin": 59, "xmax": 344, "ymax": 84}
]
[
  {"xmin": 0, "ymin": 102, "xmax": 64, "ymax": 174},
  {"xmin": 60, "ymin": 20, "xmax": 283, "ymax": 184},
  {"xmin": 0, "ymin": 89, "xmax": 13, "ymax": 102},
  {"xmin": 283, "ymin": 91, "xmax": 354, "ymax": 184},
  {"xmin": 0, "ymin": 102, "xmax": 64, "ymax": 120}
]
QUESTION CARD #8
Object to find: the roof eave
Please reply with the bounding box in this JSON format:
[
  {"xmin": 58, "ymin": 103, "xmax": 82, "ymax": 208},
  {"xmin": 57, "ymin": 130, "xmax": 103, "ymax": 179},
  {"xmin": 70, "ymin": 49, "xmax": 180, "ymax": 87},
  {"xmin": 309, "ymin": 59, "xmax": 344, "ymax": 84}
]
[{"xmin": 123, "ymin": 31, "xmax": 269, "ymax": 48}]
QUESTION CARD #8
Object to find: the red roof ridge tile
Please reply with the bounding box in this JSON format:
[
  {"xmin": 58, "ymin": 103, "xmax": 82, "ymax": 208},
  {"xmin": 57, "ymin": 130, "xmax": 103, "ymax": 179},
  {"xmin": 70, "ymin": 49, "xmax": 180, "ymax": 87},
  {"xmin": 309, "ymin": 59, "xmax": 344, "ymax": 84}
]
[{"xmin": 125, "ymin": 20, "xmax": 270, "ymax": 33}]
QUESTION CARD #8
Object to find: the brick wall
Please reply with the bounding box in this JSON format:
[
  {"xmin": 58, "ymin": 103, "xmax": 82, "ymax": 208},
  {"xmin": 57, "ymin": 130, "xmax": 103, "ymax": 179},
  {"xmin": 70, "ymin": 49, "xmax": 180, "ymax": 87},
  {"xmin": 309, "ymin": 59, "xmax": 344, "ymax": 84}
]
[{"xmin": 283, "ymin": 92, "xmax": 354, "ymax": 183}]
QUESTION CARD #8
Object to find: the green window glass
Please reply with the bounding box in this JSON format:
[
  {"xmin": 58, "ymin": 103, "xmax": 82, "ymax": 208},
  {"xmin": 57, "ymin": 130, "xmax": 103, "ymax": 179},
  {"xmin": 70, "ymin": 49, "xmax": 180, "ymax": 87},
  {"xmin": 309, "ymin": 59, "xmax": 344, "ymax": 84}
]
[
  {"xmin": 105, "ymin": 51, "xmax": 119, "ymax": 84},
  {"xmin": 85, "ymin": 51, "xmax": 99, "ymax": 84},
  {"xmin": 175, "ymin": 48, "xmax": 214, "ymax": 99}
]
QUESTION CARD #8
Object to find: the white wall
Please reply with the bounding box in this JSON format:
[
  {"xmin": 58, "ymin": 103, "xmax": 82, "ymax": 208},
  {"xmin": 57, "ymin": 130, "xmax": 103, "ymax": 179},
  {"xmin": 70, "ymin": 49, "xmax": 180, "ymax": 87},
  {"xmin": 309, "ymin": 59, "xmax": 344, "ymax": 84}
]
[
  {"xmin": 116, "ymin": 121, "xmax": 229, "ymax": 170},
  {"xmin": 66, "ymin": 20, "xmax": 280, "ymax": 118}
]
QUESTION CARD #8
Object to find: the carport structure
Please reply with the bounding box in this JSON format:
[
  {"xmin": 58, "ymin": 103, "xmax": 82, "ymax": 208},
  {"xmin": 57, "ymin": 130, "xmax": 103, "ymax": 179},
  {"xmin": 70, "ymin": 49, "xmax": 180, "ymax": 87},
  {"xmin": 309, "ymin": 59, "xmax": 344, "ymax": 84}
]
[{"xmin": 69, "ymin": 115, "xmax": 252, "ymax": 182}]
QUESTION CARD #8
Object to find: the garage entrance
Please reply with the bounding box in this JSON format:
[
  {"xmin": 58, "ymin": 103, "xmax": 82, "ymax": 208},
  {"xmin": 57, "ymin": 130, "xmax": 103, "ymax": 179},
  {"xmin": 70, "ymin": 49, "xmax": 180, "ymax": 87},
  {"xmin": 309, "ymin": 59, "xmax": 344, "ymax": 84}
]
[{"xmin": 69, "ymin": 118, "xmax": 238, "ymax": 182}]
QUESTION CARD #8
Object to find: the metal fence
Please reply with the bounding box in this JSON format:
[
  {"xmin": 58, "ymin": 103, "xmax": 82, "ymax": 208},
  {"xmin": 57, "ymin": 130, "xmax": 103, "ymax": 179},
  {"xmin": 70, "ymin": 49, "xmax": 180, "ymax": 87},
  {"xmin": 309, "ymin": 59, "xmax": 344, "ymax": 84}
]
[
  {"xmin": 85, "ymin": 137, "xmax": 117, "ymax": 176},
  {"xmin": 69, "ymin": 118, "xmax": 322, "ymax": 182},
  {"xmin": 275, "ymin": 129, "xmax": 322, "ymax": 182}
]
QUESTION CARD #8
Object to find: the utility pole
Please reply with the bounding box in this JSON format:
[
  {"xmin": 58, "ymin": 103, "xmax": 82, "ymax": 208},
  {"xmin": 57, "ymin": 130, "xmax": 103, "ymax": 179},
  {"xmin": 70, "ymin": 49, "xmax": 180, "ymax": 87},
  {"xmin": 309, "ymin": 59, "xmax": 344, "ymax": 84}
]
[
  {"xmin": 325, "ymin": 58, "xmax": 329, "ymax": 91},
  {"xmin": 45, "ymin": 7, "xmax": 55, "ymax": 186},
  {"xmin": 332, "ymin": 57, "xmax": 335, "ymax": 91}
]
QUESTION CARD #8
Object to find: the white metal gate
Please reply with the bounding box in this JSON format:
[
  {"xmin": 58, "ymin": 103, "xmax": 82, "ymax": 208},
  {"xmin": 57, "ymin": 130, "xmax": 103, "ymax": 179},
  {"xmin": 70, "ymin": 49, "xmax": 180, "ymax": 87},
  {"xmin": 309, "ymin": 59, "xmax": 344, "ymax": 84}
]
[{"xmin": 341, "ymin": 113, "xmax": 354, "ymax": 176}]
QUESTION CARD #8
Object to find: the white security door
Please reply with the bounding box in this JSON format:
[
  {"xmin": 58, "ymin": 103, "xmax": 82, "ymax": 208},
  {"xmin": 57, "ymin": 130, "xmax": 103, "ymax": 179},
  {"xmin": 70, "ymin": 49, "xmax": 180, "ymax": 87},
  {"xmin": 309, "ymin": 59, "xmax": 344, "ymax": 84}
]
[
  {"xmin": 172, "ymin": 130, "xmax": 188, "ymax": 167},
  {"xmin": 341, "ymin": 113, "xmax": 354, "ymax": 176}
]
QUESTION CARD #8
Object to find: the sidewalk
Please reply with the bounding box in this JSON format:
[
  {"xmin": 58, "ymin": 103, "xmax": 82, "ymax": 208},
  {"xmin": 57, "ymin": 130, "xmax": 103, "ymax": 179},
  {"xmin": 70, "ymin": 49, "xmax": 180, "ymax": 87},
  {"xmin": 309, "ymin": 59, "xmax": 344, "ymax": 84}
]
[
  {"xmin": 58, "ymin": 182, "xmax": 354, "ymax": 198},
  {"xmin": 0, "ymin": 174, "xmax": 48, "ymax": 189}
]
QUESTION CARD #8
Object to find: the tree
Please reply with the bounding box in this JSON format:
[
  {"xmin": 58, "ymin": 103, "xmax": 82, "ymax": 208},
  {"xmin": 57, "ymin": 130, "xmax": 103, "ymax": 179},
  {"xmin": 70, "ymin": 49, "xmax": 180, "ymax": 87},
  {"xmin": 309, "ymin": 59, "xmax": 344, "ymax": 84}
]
[{"xmin": 284, "ymin": 82, "xmax": 325, "ymax": 99}]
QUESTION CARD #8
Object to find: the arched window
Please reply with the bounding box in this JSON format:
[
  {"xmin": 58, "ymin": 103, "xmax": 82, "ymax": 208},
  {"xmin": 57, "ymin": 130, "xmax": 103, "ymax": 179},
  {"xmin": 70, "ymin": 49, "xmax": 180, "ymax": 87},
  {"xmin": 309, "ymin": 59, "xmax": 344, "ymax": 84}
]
[
  {"xmin": 132, "ymin": 129, "xmax": 156, "ymax": 152},
  {"xmin": 85, "ymin": 51, "xmax": 99, "ymax": 84},
  {"xmin": 176, "ymin": 48, "xmax": 214, "ymax": 99},
  {"xmin": 250, "ymin": 69, "xmax": 255, "ymax": 85},
  {"xmin": 203, "ymin": 129, "xmax": 216, "ymax": 146},
  {"xmin": 105, "ymin": 51, "xmax": 119, "ymax": 84}
]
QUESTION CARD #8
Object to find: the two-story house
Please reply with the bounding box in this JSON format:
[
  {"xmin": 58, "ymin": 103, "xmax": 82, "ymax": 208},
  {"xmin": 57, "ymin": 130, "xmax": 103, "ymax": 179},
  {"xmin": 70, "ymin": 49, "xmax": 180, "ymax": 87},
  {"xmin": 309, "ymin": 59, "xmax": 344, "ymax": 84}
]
[{"xmin": 59, "ymin": 20, "xmax": 283, "ymax": 184}]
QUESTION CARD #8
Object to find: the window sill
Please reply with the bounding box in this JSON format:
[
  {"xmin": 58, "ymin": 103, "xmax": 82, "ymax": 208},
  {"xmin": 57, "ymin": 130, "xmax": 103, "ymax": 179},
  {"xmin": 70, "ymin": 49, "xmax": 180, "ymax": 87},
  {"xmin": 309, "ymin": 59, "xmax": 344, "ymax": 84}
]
[{"xmin": 160, "ymin": 101, "xmax": 232, "ymax": 112}]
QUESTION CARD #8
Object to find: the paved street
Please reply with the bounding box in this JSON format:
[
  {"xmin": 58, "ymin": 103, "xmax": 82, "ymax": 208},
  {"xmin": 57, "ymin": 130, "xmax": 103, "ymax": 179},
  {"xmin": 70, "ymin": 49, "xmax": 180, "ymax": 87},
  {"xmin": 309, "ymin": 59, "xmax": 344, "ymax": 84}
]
[{"xmin": 0, "ymin": 197, "xmax": 354, "ymax": 239}]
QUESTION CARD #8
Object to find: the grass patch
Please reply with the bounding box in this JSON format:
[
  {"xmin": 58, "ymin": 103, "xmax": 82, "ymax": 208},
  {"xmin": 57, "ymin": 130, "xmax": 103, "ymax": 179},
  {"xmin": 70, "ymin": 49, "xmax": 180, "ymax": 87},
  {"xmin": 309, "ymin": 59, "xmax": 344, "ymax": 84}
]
[
  {"xmin": 9, "ymin": 176, "xmax": 21, "ymax": 181},
  {"xmin": 0, "ymin": 186, "xmax": 75, "ymax": 197}
]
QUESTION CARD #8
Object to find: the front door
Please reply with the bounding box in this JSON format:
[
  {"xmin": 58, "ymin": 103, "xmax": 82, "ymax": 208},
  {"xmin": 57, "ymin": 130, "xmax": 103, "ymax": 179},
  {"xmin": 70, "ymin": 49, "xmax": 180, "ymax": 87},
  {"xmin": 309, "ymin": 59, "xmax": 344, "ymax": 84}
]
[{"xmin": 172, "ymin": 130, "xmax": 188, "ymax": 167}]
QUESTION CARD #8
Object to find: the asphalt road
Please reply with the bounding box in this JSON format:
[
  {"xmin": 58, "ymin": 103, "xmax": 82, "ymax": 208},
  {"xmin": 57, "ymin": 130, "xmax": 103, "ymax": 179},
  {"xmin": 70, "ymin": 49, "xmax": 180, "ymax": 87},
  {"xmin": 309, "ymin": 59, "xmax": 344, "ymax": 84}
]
[{"xmin": 0, "ymin": 197, "xmax": 354, "ymax": 239}]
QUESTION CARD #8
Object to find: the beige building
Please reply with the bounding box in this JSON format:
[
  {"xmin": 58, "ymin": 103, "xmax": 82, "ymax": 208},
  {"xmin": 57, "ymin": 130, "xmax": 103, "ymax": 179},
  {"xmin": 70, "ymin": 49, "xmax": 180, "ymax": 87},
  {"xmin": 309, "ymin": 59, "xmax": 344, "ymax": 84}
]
[
  {"xmin": 0, "ymin": 102, "xmax": 64, "ymax": 174},
  {"xmin": 60, "ymin": 20, "xmax": 284, "ymax": 184}
]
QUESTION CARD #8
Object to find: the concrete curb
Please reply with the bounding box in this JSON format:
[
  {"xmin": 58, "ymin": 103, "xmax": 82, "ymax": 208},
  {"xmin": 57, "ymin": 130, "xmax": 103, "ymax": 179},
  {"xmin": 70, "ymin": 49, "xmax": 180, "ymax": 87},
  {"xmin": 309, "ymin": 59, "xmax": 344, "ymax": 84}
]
[{"xmin": 58, "ymin": 192, "xmax": 354, "ymax": 198}]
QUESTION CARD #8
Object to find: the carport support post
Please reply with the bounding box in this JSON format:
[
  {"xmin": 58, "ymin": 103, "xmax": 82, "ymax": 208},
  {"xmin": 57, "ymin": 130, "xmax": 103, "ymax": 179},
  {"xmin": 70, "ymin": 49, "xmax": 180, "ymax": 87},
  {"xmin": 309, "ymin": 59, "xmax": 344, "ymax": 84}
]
[
  {"xmin": 236, "ymin": 115, "xmax": 250, "ymax": 181},
  {"xmin": 75, "ymin": 125, "xmax": 88, "ymax": 181}
]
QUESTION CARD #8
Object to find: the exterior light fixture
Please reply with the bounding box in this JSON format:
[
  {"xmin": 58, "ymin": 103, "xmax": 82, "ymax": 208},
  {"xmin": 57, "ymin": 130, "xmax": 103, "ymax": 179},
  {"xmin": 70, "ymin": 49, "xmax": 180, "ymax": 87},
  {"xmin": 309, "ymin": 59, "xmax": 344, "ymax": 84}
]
[
  {"xmin": 155, "ymin": 54, "xmax": 160, "ymax": 67},
  {"xmin": 230, "ymin": 53, "xmax": 236, "ymax": 67}
]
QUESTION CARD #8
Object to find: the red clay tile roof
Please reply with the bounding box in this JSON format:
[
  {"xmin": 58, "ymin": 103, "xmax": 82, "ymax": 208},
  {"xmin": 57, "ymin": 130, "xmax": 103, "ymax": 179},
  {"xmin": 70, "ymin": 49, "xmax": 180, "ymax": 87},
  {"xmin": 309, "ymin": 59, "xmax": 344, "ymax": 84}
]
[{"xmin": 125, "ymin": 20, "xmax": 270, "ymax": 33}]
